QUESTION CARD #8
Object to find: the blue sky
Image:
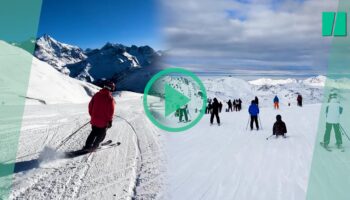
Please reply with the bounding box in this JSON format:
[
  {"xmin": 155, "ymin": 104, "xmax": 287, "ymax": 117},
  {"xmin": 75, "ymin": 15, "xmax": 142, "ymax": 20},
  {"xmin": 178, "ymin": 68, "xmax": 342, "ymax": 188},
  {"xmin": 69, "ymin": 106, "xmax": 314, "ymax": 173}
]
[{"xmin": 37, "ymin": 0, "xmax": 161, "ymax": 49}]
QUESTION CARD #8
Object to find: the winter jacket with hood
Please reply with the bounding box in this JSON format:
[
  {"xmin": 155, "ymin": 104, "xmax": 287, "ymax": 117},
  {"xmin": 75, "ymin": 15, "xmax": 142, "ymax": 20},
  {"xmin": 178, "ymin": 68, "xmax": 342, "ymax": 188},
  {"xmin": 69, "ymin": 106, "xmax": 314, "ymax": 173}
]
[
  {"xmin": 326, "ymin": 98, "xmax": 343, "ymax": 124},
  {"xmin": 89, "ymin": 88, "xmax": 115, "ymax": 128},
  {"xmin": 273, "ymin": 115, "xmax": 287, "ymax": 135},
  {"xmin": 248, "ymin": 102, "xmax": 259, "ymax": 116},
  {"xmin": 210, "ymin": 98, "xmax": 220, "ymax": 113}
]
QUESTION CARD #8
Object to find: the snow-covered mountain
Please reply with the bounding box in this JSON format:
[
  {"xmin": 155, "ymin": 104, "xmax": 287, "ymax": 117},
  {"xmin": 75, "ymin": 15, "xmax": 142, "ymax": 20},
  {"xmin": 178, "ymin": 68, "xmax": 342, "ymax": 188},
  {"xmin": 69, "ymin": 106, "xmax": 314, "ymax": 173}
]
[
  {"xmin": 0, "ymin": 40, "xmax": 99, "ymax": 104},
  {"xmin": 203, "ymin": 76, "xmax": 326, "ymax": 107},
  {"xmin": 249, "ymin": 78, "xmax": 298, "ymax": 86},
  {"xmin": 302, "ymin": 75, "xmax": 326, "ymax": 87},
  {"xmin": 32, "ymin": 35, "xmax": 162, "ymax": 92},
  {"xmin": 67, "ymin": 42, "xmax": 161, "ymax": 83},
  {"xmin": 34, "ymin": 35, "xmax": 87, "ymax": 74}
]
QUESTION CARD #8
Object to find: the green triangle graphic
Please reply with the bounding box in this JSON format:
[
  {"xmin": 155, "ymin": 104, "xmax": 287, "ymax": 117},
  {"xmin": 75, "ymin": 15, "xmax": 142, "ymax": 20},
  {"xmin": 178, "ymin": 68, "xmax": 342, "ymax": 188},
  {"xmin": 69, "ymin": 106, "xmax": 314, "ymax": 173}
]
[{"xmin": 165, "ymin": 84, "xmax": 190, "ymax": 117}]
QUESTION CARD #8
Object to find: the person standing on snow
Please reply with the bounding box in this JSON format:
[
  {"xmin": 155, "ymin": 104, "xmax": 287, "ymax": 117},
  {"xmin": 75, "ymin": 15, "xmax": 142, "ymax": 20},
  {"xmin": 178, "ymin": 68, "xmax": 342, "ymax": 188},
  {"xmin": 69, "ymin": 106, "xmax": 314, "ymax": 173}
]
[
  {"xmin": 273, "ymin": 95, "xmax": 279, "ymax": 109},
  {"xmin": 234, "ymin": 99, "xmax": 239, "ymax": 111},
  {"xmin": 238, "ymin": 98, "xmax": 242, "ymax": 111},
  {"xmin": 297, "ymin": 94, "xmax": 303, "ymax": 107},
  {"xmin": 248, "ymin": 100, "xmax": 259, "ymax": 130},
  {"xmin": 84, "ymin": 81, "xmax": 115, "ymax": 151},
  {"xmin": 219, "ymin": 101, "xmax": 223, "ymax": 113},
  {"xmin": 273, "ymin": 115, "xmax": 287, "ymax": 138},
  {"xmin": 227, "ymin": 100, "xmax": 233, "ymax": 112},
  {"xmin": 322, "ymin": 94, "xmax": 343, "ymax": 149},
  {"xmin": 179, "ymin": 104, "xmax": 189, "ymax": 122},
  {"xmin": 255, "ymin": 96, "xmax": 259, "ymax": 106},
  {"xmin": 205, "ymin": 102, "xmax": 210, "ymax": 114},
  {"xmin": 210, "ymin": 98, "xmax": 221, "ymax": 125}
]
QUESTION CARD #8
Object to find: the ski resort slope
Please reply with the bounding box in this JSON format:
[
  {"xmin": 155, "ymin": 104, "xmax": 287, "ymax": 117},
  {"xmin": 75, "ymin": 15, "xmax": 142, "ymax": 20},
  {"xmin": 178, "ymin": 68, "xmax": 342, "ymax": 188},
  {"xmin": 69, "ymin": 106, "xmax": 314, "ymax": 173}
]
[
  {"xmin": 164, "ymin": 104, "xmax": 321, "ymax": 200},
  {"xmin": 6, "ymin": 92, "xmax": 165, "ymax": 200}
]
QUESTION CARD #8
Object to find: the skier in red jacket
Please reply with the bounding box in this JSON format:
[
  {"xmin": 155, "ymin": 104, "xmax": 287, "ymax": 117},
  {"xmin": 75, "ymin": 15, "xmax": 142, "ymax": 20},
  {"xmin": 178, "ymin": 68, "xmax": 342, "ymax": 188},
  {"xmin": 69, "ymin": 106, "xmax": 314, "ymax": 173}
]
[{"xmin": 83, "ymin": 80, "xmax": 115, "ymax": 151}]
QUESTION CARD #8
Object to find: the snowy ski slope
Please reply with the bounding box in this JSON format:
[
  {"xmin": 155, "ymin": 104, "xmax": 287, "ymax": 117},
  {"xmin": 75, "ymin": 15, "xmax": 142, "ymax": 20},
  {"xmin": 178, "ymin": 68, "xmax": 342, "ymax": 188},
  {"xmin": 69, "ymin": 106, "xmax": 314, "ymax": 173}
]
[
  {"xmin": 164, "ymin": 104, "xmax": 321, "ymax": 200},
  {"xmin": 5, "ymin": 92, "xmax": 165, "ymax": 200}
]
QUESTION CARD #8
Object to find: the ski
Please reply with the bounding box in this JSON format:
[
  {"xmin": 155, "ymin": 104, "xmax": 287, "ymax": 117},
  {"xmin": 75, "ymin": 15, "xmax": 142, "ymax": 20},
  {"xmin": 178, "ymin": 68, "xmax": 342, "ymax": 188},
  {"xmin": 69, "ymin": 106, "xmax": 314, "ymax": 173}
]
[
  {"xmin": 100, "ymin": 139, "xmax": 113, "ymax": 146},
  {"xmin": 266, "ymin": 135, "xmax": 274, "ymax": 140},
  {"xmin": 65, "ymin": 140, "xmax": 120, "ymax": 158},
  {"xmin": 320, "ymin": 142, "xmax": 332, "ymax": 152},
  {"xmin": 92, "ymin": 142, "xmax": 120, "ymax": 152}
]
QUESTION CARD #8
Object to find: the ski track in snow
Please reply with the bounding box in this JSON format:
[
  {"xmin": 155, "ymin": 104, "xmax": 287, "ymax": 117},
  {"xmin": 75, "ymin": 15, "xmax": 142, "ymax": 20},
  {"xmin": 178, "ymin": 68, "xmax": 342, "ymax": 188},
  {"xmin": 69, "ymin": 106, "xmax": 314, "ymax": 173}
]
[{"xmin": 7, "ymin": 92, "xmax": 165, "ymax": 200}]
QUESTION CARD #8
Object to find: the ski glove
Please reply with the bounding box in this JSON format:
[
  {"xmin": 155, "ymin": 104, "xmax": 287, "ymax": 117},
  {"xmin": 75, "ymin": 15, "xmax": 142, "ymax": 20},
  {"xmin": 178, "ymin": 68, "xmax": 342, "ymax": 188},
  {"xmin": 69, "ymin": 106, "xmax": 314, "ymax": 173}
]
[{"xmin": 108, "ymin": 121, "xmax": 112, "ymax": 128}]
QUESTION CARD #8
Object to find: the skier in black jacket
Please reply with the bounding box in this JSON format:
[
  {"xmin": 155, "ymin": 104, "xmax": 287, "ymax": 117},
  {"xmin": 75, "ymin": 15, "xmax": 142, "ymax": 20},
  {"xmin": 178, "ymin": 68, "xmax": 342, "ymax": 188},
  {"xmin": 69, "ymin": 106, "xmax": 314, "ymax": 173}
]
[
  {"xmin": 210, "ymin": 98, "xmax": 221, "ymax": 125},
  {"xmin": 297, "ymin": 94, "xmax": 303, "ymax": 107},
  {"xmin": 227, "ymin": 100, "xmax": 233, "ymax": 112},
  {"xmin": 238, "ymin": 98, "xmax": 242, "ymax": 111},
  {"xmin": 273, "ymin": 115, "xmax": 287, "ymax": 138},
  {"xmin": 255, "ymin": 96, "xmax": 259, "ymax": 106}
]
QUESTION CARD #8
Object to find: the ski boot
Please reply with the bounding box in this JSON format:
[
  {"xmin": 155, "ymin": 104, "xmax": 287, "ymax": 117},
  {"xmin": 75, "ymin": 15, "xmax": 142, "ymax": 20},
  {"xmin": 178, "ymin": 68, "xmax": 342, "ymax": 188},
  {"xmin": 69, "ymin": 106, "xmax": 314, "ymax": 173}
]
[
  {"xmin": 336, "ymin": 143, "xmax": 345, "ymax": 152},
  {"xmin": 320, "ymin": 142, "xmax": 332, "ymax": 152}
]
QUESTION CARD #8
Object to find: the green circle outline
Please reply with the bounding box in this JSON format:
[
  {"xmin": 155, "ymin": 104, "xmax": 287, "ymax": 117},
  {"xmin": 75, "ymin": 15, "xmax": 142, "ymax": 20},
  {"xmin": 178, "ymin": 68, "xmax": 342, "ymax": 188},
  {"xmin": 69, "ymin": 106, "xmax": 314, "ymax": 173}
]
[{"xmin": 143, "ymin": 68, "xmax": 207, "ymax": 132}]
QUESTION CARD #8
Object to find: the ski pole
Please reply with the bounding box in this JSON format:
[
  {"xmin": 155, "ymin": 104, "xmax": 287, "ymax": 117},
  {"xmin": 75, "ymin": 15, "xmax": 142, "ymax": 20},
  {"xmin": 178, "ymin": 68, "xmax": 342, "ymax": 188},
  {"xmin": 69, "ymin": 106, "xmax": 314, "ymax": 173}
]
[
  {"xmin": 246, "ymin": 116, "xmax": 250, "ymax": 130},
  {"xmin": 340, "ymin": 125, "xmax": 350, "ymax": 142},
  {"xmin": 266, "ymin": 134, "xmax": 274, "ymax": 140},
  {"xmin": 187, "ymin": 108, "xmax": 192, "ymax": 121},
  {"xmin": 56, "ymin": 121, "xmax": 90, "ymax": 150},
  {"xmin": 258, "ymin": 115, "xmax": 263, "ymax": 130}
]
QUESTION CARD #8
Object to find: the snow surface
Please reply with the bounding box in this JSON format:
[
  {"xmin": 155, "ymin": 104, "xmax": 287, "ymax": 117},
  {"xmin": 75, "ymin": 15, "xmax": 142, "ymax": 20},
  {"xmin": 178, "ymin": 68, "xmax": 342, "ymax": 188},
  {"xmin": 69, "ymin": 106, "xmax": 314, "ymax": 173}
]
[
  {"xmin": 164, "ymin": 104, "xmax": 321, "ymax": 200},
  {"xmin": 5, "ymin": 92, "xmax": 165, "ymax": 200},
  {"xmin": 26, "ymin": 57, "xmax": 100, "ymax": 104},
  {"xmin": 0, "ymin": 40, "xmax": 99, "ymax": 104}
]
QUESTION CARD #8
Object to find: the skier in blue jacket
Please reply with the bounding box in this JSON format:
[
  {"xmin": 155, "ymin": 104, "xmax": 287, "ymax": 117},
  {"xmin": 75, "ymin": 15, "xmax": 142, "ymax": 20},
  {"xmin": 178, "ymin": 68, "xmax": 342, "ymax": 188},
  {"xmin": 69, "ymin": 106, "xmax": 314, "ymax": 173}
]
[
  {"xmin": 273, "ymin": 95, "xmax": 279, "ymax": 109},
  {"xmin": 248, "ymin": 100, "xmax": 260, "ymax": 130}
]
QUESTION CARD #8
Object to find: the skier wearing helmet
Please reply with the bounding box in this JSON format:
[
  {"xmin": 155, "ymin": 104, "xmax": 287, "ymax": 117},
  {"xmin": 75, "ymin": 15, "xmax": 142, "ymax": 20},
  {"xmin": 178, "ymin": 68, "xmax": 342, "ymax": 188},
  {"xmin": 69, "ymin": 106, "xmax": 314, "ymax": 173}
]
[{"xmin": 83, "ymin": 80, "xmax": 116, "ymax": 151}]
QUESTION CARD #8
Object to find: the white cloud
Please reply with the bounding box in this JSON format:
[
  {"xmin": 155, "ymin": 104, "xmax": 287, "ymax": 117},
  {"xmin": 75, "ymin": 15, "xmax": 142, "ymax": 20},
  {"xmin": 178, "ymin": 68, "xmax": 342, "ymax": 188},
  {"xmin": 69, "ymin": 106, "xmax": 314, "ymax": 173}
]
[{"xmin": 160, "ymin": 0, "xmax": 339, "ymax": 74}]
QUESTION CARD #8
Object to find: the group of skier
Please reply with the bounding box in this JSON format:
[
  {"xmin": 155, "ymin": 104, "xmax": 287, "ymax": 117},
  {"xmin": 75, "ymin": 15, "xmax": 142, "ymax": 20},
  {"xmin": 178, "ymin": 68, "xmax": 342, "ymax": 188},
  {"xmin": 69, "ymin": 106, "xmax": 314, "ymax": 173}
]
[
  {"xmin": 83, "ymin": 79, "xmax": 344, "ymax": 152},
  {"xmin": 226, "ymin": 99, "xmax": 242, "ymax": 112},
  {"xmin": 206, "ymin": 97, "xmax": 244, "ymax": 126},
  {"xmin": 206, "ymin": 98, "xmax": 223, "ymax": 114},
  {"xmin": 248, "ymin": 96, "xmax": 287, "ymax": 138},
  {"xmin": 205, "ymin": 93, "xmax": 308, "ymax": 138},
  {"xmin": 244, "ymin": 92, "xmax": 345, "ymax": 147}
]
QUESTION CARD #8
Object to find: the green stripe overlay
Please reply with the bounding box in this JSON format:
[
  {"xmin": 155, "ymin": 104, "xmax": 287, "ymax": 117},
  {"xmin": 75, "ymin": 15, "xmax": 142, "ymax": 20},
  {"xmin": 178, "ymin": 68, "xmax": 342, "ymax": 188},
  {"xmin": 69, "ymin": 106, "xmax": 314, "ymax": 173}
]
[
  {"xmin": 0, "ymin": 0, "xmax": 42, "ymax": 199},
  {"xmin": 307, "ymin": 1, "xmax": 350, "ymax": 200}
]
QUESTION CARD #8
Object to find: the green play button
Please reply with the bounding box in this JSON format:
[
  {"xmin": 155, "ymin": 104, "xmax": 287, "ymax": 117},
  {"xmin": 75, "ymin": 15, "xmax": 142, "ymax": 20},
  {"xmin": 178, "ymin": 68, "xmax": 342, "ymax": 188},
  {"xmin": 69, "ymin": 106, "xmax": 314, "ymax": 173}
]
[
  {"xmin": 164, "ymin": 84, "xmax": 190, "ymax": 117},
  {"xmin": 143, "ymin": 68, "xmax": 207, "ymax": 132}
]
